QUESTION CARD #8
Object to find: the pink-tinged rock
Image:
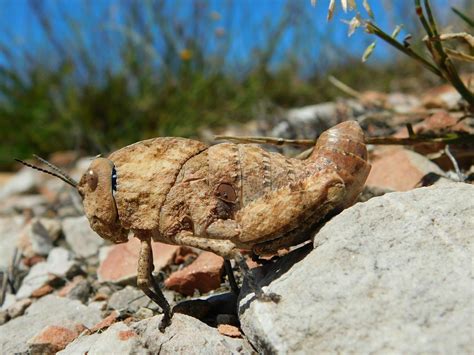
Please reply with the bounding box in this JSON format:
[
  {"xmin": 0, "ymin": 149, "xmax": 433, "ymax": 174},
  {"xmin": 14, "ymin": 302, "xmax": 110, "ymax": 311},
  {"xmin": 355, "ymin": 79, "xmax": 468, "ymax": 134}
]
[
  {"xmin": 97, "ymin": 238, "xmax": 181, "ymax": 283},
  {"xmin": 89, "ymin": 311, "xmax": 119, "ymax": 333},
  {"xmin": 367, "ymin": 147, "xmax": 445, "ymax": 191},
  {"xmin": 395, "ymin": 111, "xmax": 472, "ymax": 138},
  {"xmin": 217, "ymin": 324, "xmax": 242, "ymax": 338},
  {"xmin": 31, "ymin": 284, "xmax": 54, "ymax": 298},
  {"xmin": 165, "ymin": 252, "xmax": 224, "ymax": 296},
  {"xmin": 173, "ymin": 246, "xmax": 198, "ymax": 265},
  {"xmin": 28, "ymin": 324, "xmax": 86, "ymax": 353},
  {"xmin": 422, "ymin": 84, "xmax": 462, "ymax": 109}
]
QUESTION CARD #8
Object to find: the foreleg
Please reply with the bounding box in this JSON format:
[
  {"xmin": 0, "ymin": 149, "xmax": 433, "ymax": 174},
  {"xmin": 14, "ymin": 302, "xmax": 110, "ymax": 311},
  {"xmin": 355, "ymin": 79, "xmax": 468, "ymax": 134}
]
[{"xmin": 136, "ymin": 235, "xmax": 173, "ymax": 332}]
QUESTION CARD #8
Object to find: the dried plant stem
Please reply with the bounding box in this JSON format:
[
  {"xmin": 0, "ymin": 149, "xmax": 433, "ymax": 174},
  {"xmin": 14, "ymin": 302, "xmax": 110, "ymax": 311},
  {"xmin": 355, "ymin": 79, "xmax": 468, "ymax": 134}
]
[
  {"xmin": 451, "ymin": 7, "xmax": 474, "ymax": 28},
  {"xmin": 365, "ymin": 1, "xmax": 474, "ymax": 110},
  {"xmin": 417, "ymin": 0, "xmax": 474, "ymax": 109},
  {"xmin": 365, "ymin": 21, "xmax": 441, "ymax": 76},
  {"xmin": 215, "ymin": 134, "xmax": 474, "ymax": 147},
  {"xmin": 444, "ymin": 145, "xmax": 465, "ymax": 181},
  {"xmin": 328, "ymin": 75, "xmax": 362, "ymax": 99}
]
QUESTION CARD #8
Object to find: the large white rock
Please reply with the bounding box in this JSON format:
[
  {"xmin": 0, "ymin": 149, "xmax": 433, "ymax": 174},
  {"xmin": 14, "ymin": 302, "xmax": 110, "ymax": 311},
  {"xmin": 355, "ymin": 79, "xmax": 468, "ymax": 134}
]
[{"xmin": 239, "ymin": 183, "xmax": 474, "ymax": 354}]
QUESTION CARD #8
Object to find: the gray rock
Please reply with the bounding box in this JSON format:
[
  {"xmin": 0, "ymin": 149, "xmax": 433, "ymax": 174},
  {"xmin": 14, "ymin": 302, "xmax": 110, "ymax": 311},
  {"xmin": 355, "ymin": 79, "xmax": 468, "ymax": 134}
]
[
  {"xmin": 0, "ymin": 293, "xmax": 16, "ymax": 311},
  {"xmin": 61, "ymin": 322, "xmax": 144, "ymax": 355},
  {"xmin": 57, "ymin": 332, "xmax": 102, "ymax": 355},
  {"xmin": 0, "ymin": 168, "xmax": 40, "ymax": 200},
  {"xmin": 0, "ymin": 295, "xmax": 102, "ymax": 353},
  {"xmin": 239, "ymin": 183, "xmax": 474, "ymax": 354},
  {"xmin": 0, "ymin": 195, "xmax": 49, "ymax": 216},
  {"xmin": 132, "ymin": 314, "xmax": 255, "ymax": 354},
  {"xmin": 61, "ymin": 314, "xmax": 255, "ymax": 355},
  {"xmin": 0, "ymin": 216, "xmax": 24, "ymax": 270},
  {"xmin": 19, "ymin": 218, "xmax": 55, "ymax": 257},
  {"xmin": 62, "ymin": 216, "xmax": 104, "ymax": 258},
  {"xmin": 270, "ymin": 100, "xmax": 365, "ymax": 141},
  {"xmin": 134, "ymin": 307, "xmax": 154, "ymax": 320},
  {"xmin": 65, "ymin": 278, "xmax": 91, "ymax": 303},
  {"xmin": 7, "ymin": 298, "xmax": 32, "ymax": 319},
  {"xmin": 46, "ymin": 247, "xmax": 77, "ymax": 278},
  {"xmin": 37, "ymin": 218, "xmax": 62, "ymax": 241},
  {"xmin": 15, "ymin": 262, "xmax": 50, "ymax": 299},
  {"xmin": 108, "ymin": 286, "xmax": 154, "ymax": 313},
  {"xmin": 0, "ymin": 311, "xmax": 8, "ymax": 326}
]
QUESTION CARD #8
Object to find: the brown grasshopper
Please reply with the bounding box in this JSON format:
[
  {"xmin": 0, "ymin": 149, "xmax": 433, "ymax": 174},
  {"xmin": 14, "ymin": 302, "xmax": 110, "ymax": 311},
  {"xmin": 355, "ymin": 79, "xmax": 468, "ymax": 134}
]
[{"xmin": 17, "ymin": 120, "xmax": 370, "ymax": 331}]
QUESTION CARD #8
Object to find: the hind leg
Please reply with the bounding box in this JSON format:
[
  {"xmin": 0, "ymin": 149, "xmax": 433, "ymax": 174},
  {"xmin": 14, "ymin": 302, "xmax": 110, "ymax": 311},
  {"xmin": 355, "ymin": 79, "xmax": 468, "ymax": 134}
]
[{"xmin": 206, "ymin": 167, "xmax": 345, "ymax": 247}]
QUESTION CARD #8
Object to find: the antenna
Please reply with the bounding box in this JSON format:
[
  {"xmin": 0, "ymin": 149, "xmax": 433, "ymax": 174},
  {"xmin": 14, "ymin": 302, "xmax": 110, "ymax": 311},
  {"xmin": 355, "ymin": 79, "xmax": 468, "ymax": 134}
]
[
  {"xmin": 14, "ymin": 158, "xmax": 78, "ymax": 188},
  {"xmin": 32, "ymin": 155, "xmax": 78, "ymax": 187}
]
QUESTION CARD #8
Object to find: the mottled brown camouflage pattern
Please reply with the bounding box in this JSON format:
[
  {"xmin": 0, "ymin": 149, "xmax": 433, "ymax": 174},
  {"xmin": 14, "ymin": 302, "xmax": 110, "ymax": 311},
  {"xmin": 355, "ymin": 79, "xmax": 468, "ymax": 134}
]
[{"xmin": 78, "ymin": 121, "xmax": 370, "ymax": 258}]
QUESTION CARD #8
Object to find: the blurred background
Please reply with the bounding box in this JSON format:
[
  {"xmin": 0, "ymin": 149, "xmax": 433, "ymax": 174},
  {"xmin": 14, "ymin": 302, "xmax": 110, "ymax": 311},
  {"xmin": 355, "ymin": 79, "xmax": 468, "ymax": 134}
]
[{"xmin": 0, "ymin": 0, "xmax": 471, "ymax": 169}]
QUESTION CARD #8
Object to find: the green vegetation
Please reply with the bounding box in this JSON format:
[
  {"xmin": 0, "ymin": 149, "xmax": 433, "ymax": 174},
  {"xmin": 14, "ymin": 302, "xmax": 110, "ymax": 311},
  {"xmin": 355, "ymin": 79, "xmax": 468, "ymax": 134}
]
[{"xmin": 0, "ymin": 1, "xmax": 471, "ymax": 169}]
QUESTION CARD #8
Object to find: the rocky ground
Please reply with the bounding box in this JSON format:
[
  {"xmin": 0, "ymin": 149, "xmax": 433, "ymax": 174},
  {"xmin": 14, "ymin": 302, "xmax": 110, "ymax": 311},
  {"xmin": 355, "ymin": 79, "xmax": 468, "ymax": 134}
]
[{"xmin": 0, "ymin": 84, "xmax": 473, "ymax": 354}]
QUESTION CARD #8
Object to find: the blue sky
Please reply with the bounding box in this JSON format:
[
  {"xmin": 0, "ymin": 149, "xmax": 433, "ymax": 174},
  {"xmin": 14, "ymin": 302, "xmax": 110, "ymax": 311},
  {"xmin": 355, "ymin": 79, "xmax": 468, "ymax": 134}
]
[{"xmin": 0, "ymin": 0, "xmax": 464, "ymax": 75}]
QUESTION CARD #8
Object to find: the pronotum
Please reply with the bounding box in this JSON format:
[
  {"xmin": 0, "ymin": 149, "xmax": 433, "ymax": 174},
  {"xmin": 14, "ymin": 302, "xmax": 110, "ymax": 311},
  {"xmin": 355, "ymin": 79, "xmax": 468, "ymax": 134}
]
[{"xmin": 17, "ymin": 120, "xmax": 371, "ymax": 331}]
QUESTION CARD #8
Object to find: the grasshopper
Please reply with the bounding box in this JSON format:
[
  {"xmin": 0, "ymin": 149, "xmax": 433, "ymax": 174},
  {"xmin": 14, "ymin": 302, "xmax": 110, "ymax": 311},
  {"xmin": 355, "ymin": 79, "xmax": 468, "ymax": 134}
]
[{"xmin": 17, "ymin": 121, "xmax": 370, "ymax": 331}]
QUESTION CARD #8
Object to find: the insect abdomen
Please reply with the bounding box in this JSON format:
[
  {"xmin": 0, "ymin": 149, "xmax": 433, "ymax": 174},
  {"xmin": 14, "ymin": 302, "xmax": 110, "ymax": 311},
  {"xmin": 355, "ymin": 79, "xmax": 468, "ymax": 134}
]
[{"xmin": 308, "ymin": 121, "xmax": 371, "ymax": 207}]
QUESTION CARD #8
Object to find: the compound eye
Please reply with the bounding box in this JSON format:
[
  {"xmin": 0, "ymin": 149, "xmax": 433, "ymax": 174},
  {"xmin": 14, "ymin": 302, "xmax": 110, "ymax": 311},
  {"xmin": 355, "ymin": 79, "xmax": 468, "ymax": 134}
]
[
  {"xmin": 86, "ymin": 170, "xmax": 98, "ymax": 191},
  {"xmin": 112, "ymin": 166, "xmax": 117, "ymax": 192}
]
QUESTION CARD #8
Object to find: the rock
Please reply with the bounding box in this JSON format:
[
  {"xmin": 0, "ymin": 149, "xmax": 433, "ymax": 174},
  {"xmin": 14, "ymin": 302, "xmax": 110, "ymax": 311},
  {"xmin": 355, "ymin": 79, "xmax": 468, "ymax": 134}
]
[
  {"xmin": 393, "ymin": 111, "xmax": 474, "ymax": 166},
  {"xmin": 39, "ymin": 218, "xmax": 62, "ymax": 240},
  {"xmin": 31, "ymin": 284, "xmax": 54, "ymax": 298},
  {"xmin": 134, "ymin": 307, "xmax": 154, "ymax": 320},
  {"xmin": 0, "ymin": 295, "xmax": 101, "ymax": 353},
  {"xmin": 173, "ymin": 246, "xmax": 198, "ymax": 264},
  {"xmin": 239, "ymin": 183, "xmax": 474, "ymax": 354},
  {"xmin": 0, "ymin": 168, "xmax": 41, "ymax": 200},
  {"xmin": 59, "ymin": 322, "xmax": 141, "ymax": 355},
  {"xmin": 0, "ymin": 216, "xmax": 24, "ymax": 270},
  {"xmin": 16, "ymin": 248, "xmax": 79, "ymax": 299},
  {"xmin": 28, "ymin": 323, "xmax": 86, "ymax": 354},
  {"xmin": 412, "ymin": 111, "xmax": 472, "ymax": 135},
  {"xmin": 366, "ymin": 147, "xmax": 445, "ymax": 191},
  {"xmin": 218, "ymin": 324, "xmax": 242, "ymax": 338},
  {"xmin": 0, "ymin": 195, "xmax": 49, "ymax": 216},
  {"xmin": 57, "ymin": 332, "xmax": 102, "ymax": 354},
  {"xmin": 0, "ymin": 311, "xmax": 9, "ymax": 326},
  {"xmin": 107, "ymin": 286, "xmax": 156, "ymax": 313},
  {"xmin": 97, "ymin": 238, "xmax": 180, "ymax": 283},
  {"xmin": 422, "ymin": 84, "xmax": 463, "ymax": 109},
  {"xmin": 16, "ymin": 262, "xmax": 51, "ymax": 299},
  {"xmin": 62, "ymin": 314, "xmax": 255, "ymax": 354},
  {"xmin": 165, "ymin": 251, "xmax": 224, "ymax": 296},
  {"xmin": 46, "ymin": 247, "xmax": 79, "ymax": 278},
  {"xmin": 58, "ymin": 276, "xmax": 90, "ymax": 303},
  {"xmin": 134, "ymin": 314, "xmax": 254, "ymax": 354},
  {"xmin": 0, "ymin": 293, "xmax": 16, "ymax": 311},
  {"xmin": 62, "ymin": 216, "xmax": 104, "ymax": 258},
  {"xmin": 7, "ymin": 298, "xmax": 32, "ymax": 319},
  {"xmin": 89, "ymin": 311, "xmax": 119, "ymax": 333},
  {"xmin": 18, "ymin": 218, "xmax": 53, "ymax": 258}
]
